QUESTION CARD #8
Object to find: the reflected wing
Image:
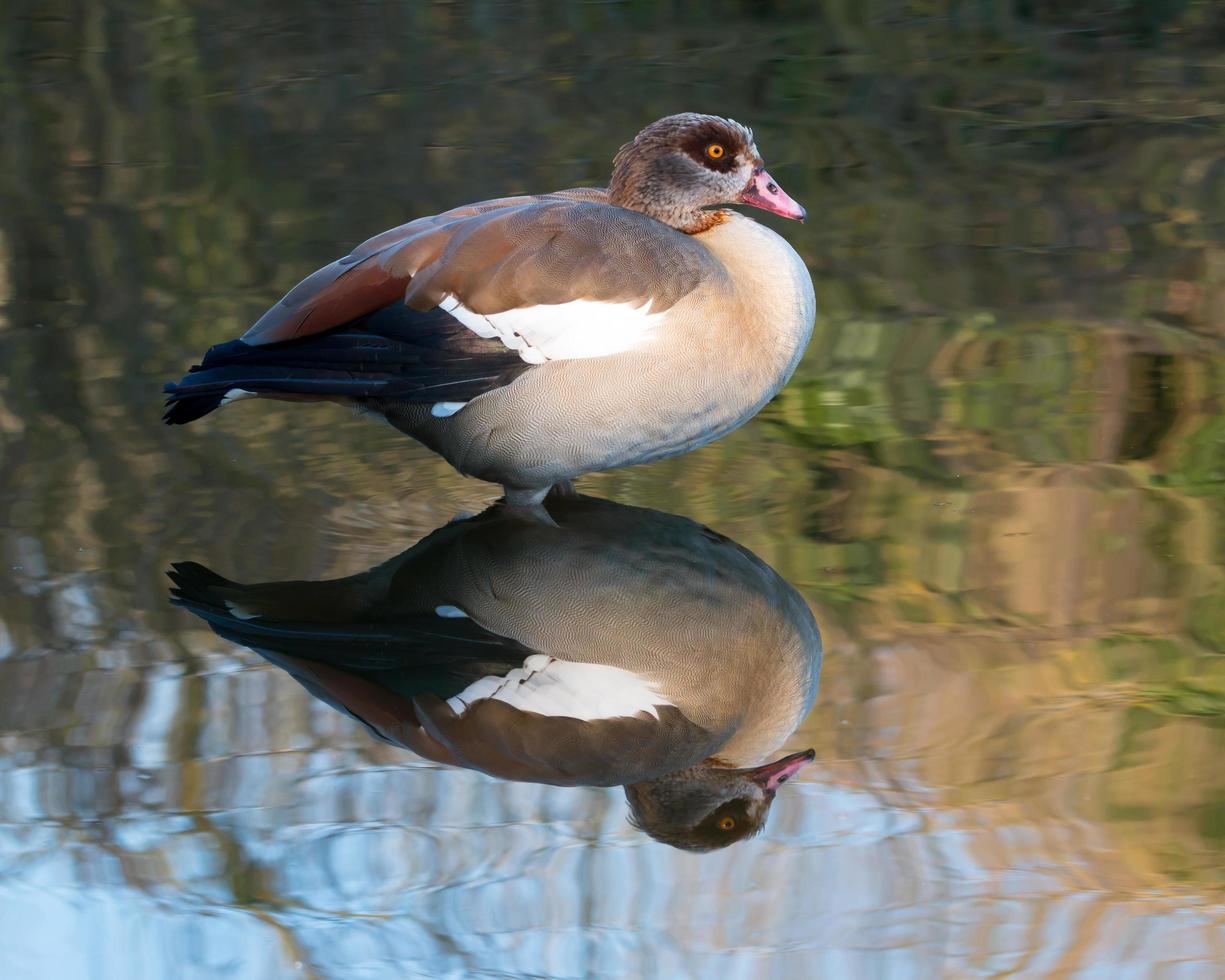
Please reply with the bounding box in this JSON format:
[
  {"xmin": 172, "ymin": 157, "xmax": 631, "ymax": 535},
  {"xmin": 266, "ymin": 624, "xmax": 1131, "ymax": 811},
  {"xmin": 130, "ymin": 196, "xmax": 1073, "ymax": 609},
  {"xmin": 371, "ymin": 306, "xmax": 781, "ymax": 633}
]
[
  {"xmin": 244, "ymin": 652, "xmax": 719, "ymax": 786},
  {"xmin": 413, "ymin": 694, "xmax": 718, "ymax": 787},
  {"xmin": 169, "ymin": 558, "xmax": 721, "ymax": 786},
  {"xmin": 167, "ymin": 558, "xmax": 526, "ymax": 672},
  {"xmin": 168, "ymin": 558, "xmax": 535, "ymax": 764}
]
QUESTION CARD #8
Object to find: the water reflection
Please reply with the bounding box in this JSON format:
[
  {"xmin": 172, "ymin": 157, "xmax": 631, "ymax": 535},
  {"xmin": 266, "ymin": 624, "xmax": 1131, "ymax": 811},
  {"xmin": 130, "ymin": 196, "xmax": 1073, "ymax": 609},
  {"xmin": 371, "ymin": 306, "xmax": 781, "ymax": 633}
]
[
  {"xmin": 8, "ymin": 2, "xmax": 1225, "ymax": 974},
  {"xmin": 170, "ymin": 495, "xmax": 822, "ymax": 851}
]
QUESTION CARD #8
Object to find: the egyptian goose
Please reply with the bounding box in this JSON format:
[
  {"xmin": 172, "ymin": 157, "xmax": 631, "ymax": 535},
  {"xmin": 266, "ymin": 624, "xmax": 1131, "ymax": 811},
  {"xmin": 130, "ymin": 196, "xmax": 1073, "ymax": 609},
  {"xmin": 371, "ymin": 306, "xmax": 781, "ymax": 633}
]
[
  {"xmin": 169, "ymin": 495, "xmax": 823, "ymax": 850},
  {"xmin": 164, "ymin": 113, "xmax": 815, "ymax": 505}
]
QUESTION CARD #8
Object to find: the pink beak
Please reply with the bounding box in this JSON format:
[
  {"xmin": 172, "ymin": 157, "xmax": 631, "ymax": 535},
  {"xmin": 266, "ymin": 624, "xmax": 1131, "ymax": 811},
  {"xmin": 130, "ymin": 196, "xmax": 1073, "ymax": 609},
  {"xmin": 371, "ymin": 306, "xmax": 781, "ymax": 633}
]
[
  {"xmin": 738, "ymin": 168, "xmax": 806, "ymax": 221},
  {"xmin": 746, "ymin": 748, "xmax": 816, "ymax": 793}
]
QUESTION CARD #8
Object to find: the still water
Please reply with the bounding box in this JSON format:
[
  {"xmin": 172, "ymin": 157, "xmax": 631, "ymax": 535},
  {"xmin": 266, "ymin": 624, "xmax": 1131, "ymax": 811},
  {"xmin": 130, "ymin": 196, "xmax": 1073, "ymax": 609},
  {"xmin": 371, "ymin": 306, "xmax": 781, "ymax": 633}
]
[{"xmin": 4, "ymin": 2, "xmax": 1225, "ymax": 977}]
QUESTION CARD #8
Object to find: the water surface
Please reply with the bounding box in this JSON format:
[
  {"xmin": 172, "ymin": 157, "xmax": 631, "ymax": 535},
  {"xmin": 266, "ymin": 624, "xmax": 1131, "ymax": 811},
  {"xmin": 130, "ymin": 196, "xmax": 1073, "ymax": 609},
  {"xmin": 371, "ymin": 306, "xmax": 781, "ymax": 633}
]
[{"xmin": 3, "ymin": 3, "xmax": 1225, "ymax": 977}]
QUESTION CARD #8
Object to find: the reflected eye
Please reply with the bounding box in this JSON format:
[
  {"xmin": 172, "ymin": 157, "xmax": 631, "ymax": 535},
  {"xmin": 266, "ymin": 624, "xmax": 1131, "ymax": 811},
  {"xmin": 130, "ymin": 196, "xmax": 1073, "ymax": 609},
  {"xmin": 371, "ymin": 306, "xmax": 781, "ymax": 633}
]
[
  {"xmin": 718, "ymin": 816, "xmax": 736, "ymax": 831},
  {"xmin": 705, "ymin": 143, "xmax": 725, "ymax": 160}
]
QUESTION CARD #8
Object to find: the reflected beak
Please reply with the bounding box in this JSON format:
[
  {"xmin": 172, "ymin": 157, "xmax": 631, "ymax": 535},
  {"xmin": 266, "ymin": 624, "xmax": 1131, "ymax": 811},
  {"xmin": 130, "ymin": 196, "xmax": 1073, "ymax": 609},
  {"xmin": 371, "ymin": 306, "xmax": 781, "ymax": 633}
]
[
  {"xmin": 737, "ymin": 168, "xmax": 806, "ymax": 221},
  {"xmin": 746, "ymin": 748, "xmax": 816, "ymax": 793}
]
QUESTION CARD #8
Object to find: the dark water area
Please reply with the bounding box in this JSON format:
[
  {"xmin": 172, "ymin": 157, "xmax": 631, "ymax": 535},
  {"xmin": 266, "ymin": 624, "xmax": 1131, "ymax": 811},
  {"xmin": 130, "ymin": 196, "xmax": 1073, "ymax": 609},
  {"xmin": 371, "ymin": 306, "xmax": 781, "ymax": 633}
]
[{"xmin": 4, "ymin": 2, "xmax": 1225, "ymax": 976}]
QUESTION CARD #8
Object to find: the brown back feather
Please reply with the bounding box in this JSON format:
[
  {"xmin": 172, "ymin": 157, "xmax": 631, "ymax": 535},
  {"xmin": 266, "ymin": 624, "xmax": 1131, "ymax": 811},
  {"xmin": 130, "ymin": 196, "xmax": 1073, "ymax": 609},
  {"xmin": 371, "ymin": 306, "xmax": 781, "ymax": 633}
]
[{"xmin": 242, "ymin": 188, "xmax": 716, "ymax": 347}]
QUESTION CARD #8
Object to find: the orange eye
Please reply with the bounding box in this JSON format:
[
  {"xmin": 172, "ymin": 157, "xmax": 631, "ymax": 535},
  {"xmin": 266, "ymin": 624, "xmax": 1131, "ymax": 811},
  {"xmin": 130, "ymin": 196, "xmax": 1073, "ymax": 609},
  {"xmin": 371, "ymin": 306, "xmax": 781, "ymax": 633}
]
[
  {"xmin": 706, "ymin": 143, "xmax": 725, "ymax": 160},
  {"xmin": 718, "ymin": 816, "xmax": 736, "ymax": 831}
]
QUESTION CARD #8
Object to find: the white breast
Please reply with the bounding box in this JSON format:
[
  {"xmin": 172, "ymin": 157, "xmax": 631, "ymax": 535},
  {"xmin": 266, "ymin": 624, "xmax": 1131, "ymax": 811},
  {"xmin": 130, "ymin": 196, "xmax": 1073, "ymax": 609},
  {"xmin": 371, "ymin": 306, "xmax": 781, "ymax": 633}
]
[
  {"xmin": 438, "ymin": 295, "xmax": 665, "ymax": 365},
  {"xmin": 445, "ymin": 654, "xmax": 672, "ymax": 721}
]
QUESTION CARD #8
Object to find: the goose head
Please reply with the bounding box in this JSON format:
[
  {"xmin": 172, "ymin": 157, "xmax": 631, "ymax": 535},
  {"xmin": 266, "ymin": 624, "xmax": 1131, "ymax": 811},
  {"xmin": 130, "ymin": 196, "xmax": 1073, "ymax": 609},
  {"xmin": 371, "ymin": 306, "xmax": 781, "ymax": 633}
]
[
  {"xmin": 608, "ymin": 112, "xmax": 806, "ymax": 233},
  {"xmin": 624, "ymin": 748, "xmax": 815, "ymax": 851}
]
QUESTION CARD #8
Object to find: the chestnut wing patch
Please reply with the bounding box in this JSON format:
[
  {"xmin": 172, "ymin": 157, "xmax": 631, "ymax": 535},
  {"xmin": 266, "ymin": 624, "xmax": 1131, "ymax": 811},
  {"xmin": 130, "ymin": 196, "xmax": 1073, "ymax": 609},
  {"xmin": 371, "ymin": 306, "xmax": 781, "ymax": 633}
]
[{"xmin": 240, "ymin": 195, "xmax": 713, "ymax": 351}]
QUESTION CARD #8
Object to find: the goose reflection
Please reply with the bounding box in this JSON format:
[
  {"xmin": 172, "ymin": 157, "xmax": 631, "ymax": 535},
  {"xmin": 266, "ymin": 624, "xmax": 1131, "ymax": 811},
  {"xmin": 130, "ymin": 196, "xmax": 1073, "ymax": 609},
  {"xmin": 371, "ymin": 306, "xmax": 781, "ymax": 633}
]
[{"xmin": 169, "ymin": 495, "xmax": 822, "ymax": 851}]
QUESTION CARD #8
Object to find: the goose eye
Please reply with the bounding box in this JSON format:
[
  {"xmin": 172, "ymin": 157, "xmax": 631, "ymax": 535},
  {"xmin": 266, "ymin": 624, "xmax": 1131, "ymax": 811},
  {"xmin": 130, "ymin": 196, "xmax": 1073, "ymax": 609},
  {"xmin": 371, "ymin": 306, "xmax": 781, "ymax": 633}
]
[
  {"xmin": 705, "ymin": 143, "xmax": 725, "ymax": 160},
  {"xmin": 718, "ymin": 816, "xmax": 736, "ymax": 831}
]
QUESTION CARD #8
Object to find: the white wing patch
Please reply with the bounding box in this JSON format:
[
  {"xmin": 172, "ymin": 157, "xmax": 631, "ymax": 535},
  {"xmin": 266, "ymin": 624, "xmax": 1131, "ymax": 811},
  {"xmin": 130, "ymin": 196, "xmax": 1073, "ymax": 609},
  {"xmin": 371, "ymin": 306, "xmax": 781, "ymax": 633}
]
[
  {"xmin": 430, "ymin": 401, "xmax": 467, "ymax": 418},
  {"xmin": 221, "ymin": 388, "xmax": 257, "ymax": 406},
  {"xmin": 438, "ymin": 295, "xmax": 665, "ymax": 365},
  {"xmin": 446, "ymin": 654, "xmax": 672, "ymax": 721},
  {"xmin": 224, "ymin": 599, "xmax": 261, "ymax": 621}
]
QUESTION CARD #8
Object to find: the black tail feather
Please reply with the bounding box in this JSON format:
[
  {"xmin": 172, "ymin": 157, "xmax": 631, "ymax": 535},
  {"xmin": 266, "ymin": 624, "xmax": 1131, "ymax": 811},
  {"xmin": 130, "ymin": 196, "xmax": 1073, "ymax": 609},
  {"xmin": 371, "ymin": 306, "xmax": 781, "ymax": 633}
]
[
  {"xmin": 162, "ymin": 389, "xmax": 227, "ymax": 425},
  {"xmin": 161, "ymin": 302, "xmax": 530, "ymax": 426},
  {"xmin": 167, "ymin": 558, "xmax": 531, "ymax": 672},
  {"xmin": 167, "ymin": 561, "xmax": 240, "ymax": 606}
]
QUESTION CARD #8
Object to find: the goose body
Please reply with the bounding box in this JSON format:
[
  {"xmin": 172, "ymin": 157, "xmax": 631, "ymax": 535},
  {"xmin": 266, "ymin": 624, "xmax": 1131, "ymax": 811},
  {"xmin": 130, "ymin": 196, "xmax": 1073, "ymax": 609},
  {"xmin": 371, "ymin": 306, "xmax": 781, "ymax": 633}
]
[
  {"xmin": 170, "ymin": 495, "xmax": 823, "ymax": 849},
  {"xmin": 164, "ymin": 115, "xmax": 815, "ymax": 504}
]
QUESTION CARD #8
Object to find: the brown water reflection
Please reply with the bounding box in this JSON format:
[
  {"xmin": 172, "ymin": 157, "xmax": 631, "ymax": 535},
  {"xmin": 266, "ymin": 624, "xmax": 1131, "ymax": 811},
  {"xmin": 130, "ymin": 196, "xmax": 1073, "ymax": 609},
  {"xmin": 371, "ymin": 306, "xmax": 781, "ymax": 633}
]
[{"xmin": 4, "ymin": 1, "xmax": 1225, "ymax": 977}]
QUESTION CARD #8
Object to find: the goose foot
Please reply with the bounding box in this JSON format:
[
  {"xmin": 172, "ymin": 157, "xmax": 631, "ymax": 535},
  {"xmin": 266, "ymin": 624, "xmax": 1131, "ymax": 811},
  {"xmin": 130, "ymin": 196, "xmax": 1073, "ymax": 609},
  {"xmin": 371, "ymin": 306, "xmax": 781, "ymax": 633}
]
[
  {"xmin": 501, "ymin": 485, "xmax": 551, "ymax": 508},
  {"xmin": 498, "ymin": 484, "xmax": 567, "ymax": 526}
]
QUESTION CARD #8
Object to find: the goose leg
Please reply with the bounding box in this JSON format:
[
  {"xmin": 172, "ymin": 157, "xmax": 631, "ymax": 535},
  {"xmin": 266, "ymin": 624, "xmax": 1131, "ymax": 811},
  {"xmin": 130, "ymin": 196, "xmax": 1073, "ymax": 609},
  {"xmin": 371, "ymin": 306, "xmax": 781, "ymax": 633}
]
[
  {"xmin": 501, "ymin": 485, "xmax": 551, "ymax": 508},
  {"xmin": 498, "ymin": 484, "xmax": 568, "ymax": 526}
]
